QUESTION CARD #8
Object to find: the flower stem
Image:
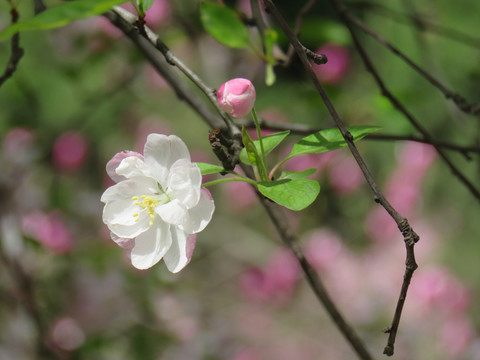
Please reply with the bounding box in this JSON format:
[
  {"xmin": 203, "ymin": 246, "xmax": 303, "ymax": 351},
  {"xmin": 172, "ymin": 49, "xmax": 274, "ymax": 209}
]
[
  {"xmin": 202, "ymin": 177, "xmax": 258, "ymax": 188},
  {"xmin": 268, "ymin": 155, "xmax": 292, "ymax": 180},
  {"xmin": 251, "ymin": 108, "xmax": 268, "ymax": 179}
]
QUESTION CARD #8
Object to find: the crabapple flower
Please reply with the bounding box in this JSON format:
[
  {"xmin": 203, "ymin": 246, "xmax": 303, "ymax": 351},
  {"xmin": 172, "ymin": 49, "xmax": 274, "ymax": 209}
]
[
  {"xmin": 101, "ymin": 134, "xmax": 214, "ymax": 272},
  {"xmin": 217, "ymin": 78, "xmax": 256, "ymax": 118}
]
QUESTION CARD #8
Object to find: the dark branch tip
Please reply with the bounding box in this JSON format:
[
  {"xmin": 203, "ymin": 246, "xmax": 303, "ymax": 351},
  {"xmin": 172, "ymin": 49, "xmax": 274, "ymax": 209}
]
[{"xmin": 383, "ymin": 345, "xmax": 394, "ymax": 356}]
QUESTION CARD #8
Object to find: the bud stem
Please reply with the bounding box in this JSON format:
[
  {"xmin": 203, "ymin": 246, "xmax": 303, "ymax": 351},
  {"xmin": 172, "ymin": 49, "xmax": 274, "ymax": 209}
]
[{"xmin": 251, "ymin": 108, "xmax": 268, "ymax": 180}]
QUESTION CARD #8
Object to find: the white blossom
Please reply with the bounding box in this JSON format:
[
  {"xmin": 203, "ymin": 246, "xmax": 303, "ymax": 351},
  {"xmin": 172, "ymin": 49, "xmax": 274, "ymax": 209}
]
[{"xmin": 101, "ymin": 134, "xmax": 214, "ymax": 272}]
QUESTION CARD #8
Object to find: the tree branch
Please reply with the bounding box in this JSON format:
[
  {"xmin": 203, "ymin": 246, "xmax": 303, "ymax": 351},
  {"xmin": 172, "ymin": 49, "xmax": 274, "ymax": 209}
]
[
  {"xmin": 262, "ymin": 1, "xmax": 422, "ymax": 357},
  {"xmin": 330, "ymin": 0, "xmax": 480, "ymax": 203},
  {"xmin": 0, "ymin": 5, "xmax": 25, "ymax": 88},
  {"xmin": 347, "ymin": 1, "xmax": 480, "ymax": 51},
  {"xmin": 257, "ymin": 189, "xmax": 375, "ymax": 360},
  {"xmin": 337, "ymin": 1, "xmax": 480, "ymax": 116},
  {"xmin": 239, "ymin": 119, "xmax": 480, "ymax": 158}
]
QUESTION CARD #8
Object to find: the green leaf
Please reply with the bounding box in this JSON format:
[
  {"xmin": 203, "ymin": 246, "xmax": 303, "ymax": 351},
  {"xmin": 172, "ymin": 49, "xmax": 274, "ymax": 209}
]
[
  {"xmin": 0, "ymin": 0, "xmax": 127, "ymax": 41},
  {"xmin": 287, "ymin": 125, "xmax": 380, "ymax": 159},
  {"xmin": 240, "ymin": 130, "xmax": 290, "ymax": 165},
  {"xmin": 278, "ymin": 168, "xmax": 317, "ymax": 180},
  {"xmin": 242, "ymin": 127, "xmax": 261, "ymax": 163},
  {"xmin": 195, "ymin": 162, "xmax": 225, "ymax": 175},
  {"xmin": 264, "ymin": 29, "xmax": 277, "ymax": 86},
  {"xmin": 138, "ymin": 0, "xmax": 154, "ymax": 14},
  {"xmin": 257, "ymin": 178, "xmax": 320, "ymax": 211},
  {"xmin": 200, "ymin": 2, "xmax": 250, "ymax": 48},
  {"xmin": 265, "ymin": 63, "xmax": 276, "ymax": 86}
]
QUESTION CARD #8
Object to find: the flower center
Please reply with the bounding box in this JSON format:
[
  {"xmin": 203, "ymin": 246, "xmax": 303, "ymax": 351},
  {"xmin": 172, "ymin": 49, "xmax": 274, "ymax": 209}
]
[{"xmin": 131, "ymin": 194, "xmax": 170, "ymax": 226}]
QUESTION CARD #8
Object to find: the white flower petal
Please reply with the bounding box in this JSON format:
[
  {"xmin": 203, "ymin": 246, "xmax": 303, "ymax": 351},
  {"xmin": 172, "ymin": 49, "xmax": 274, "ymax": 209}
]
[
  {"xmin": 106, "ymin": 151, "xmax": 143, "ymax": 183},
  {"xmin": 180, "ymin": 189, "xmax": 215, "ymax": 234},
  {"xmin": 144, "ymin": 134, "xmax": 191, "ymax": 186},
  {"xmin": 167, "ymin": 159, "xmax": 202, "ymax": 209},
  {"xmin": 130, "ymin": 221, "xmax": 172, "ymax": 270},
  {"xmin": 115, "ymin": 156, "xmax": 149, "ymax": 179},
  {"xmin": 101, "ymin": 177, "xmax": 159, "ymax": 203},
  {"xmin": 163, "ymin": 227, "xmax": 193, "ymax": 273},
  {"xmin": 110, "ymin": 232, "xmax": 135, "ymax": 251},
  {"xmin": 155, "ymin": 199, "xmax": 188, "ymax": 226},
  {"xmin": 103, "ymin": 199, "xmax": 150, "ymax": 238}
]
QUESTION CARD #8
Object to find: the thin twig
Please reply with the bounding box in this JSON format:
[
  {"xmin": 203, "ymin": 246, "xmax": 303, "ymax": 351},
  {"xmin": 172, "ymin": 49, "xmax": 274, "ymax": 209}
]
[
  {"xmin": 0, "ymin": 5, "xmax": 25, "ymax": 88},
  {"xmin": 286, "ymin": 0, "xmax": 317, "ymax": 65},
  {"xmin": 331, "ymin": 0, "xmax": 480, "ymax": 203},
  {"xmin": 337, "ymin": 2, "xmax": 480, "ymax": 116},
  {"xmin": 327, "ymin": 0, "xmax": 462, "ymax": 355},
  {"xmin": 239, "ymin": 119, "xmax": 480, "ymax": 158},
  {"xmin": 263, "ymin": 1, "xmax": 423, "ymax": 359},
  {"xmin": 258, "ymin": 186, "xmax": 375, "ymax": 360},
  {"xmin": 103, "ymin": 11, "xmax": 224, "ymax": 130},
  {"xmin": 347, "ymin": 1, "xmax": 480, "ymax": 50},
  {"xmin": 110, "ymin": 6, "xmax": 240, "ymax": 137}
]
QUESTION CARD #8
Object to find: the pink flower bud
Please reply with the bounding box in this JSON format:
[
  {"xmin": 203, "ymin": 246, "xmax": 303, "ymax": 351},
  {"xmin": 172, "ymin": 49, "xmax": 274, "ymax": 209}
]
[{"xmin": 217, "ymin": 78, "xmax": 256, "ymax": 118}]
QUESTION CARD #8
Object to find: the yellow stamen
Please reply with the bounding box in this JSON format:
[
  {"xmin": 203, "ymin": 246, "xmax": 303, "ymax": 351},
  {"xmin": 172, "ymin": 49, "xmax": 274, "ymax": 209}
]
[{"xmin": 132, "ymin": 196, "xmax": 139, "ymax": 200}]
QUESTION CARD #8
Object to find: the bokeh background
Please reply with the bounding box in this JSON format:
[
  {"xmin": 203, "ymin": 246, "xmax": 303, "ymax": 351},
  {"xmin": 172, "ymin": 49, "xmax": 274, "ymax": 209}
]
[{"xmin": 1, "ymin": 0, "xmax": 480, "ymax": 359}]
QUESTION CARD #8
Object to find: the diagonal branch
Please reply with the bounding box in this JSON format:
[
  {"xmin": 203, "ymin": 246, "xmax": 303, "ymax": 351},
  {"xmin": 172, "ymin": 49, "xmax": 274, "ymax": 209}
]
[
  {"xmin": 337, "ymin": 2, "xmax": 480, "ymax": 116},
  {"xmin": 330, "ymin": 0, "xmax": 480, "ymax": 203},
  {"xmin": 328, "ymin": 0, "xmax": 479, "ymax": 355},
  {"xmin": 347, "ymin": 1, "xmax": 480, "ymax": 51},
  {"xmin": 257, "ymin": 187, "xmax": 375, "ymax": 360},
  {"xmin": 262, "ymin": 0, "xmax": 421, "ymax": 357}
]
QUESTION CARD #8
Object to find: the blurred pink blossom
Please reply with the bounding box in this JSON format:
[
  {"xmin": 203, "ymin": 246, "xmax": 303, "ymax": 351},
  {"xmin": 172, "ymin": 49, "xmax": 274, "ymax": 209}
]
[
  {"xmin": 399, "ymin": 142, "xmax": 437, "ymax": 174},
  {"xmin": 409, "ymin": 267, "xmax": 470, "ymax": 315},
  {"xmin": 441, "ymin": 317, "xmax": 473, "ymax": 357},
  {"xmin": 233, "ymin": 349, "xmax": 260, "ymax": 360},
  {"xmin": 52, "ymin": 131, "xmax": 88, "ymax": 172},
  {"xmin": 21, "ymin": 211, "xmax": 74, "ymax": 254},
  {"xmin": 223, "ymin": 176, "xmax": 257, "ymax": 211},
  {"xmin": 50, "ymin": 317, "xmax": 85, "ymax": 351},
  {"xmin": 284, "ymin": 151, "xmax": 334, "ymax": 178},
  {"xmin": 144, "ymin": 64, "xmax": 169, "ymax": 91},
  {"xmin": 312, "ymin": 44, "xmax": 350, "ymax": 84},
  {"xmin": 247, "ymin": 108, "xmax": 289, "ymax": 138},
  {"xmin": 303, "ymin": 228, "xmax": 344, "ymax": 271},
  {"xmin": 328, "ymin": 153, "xmax": 364, "ymax": 194},
  {"xmin": 154, "ymin": 295, "xmax": 199, "ymax": 342},
  {"xmin": 366, "ymin": 142, "xmax": 437, "ymax": 242},
  {"xmin": 239, "ymin": 248, "xmax": 300, "ymax": 304},
  {"xmin": 2, "ymin": 127, "xmax": 35, "ymax": 164},
  {"xmin": 143, "ymin": 0, "xmax": 171, "ymax": 28}
]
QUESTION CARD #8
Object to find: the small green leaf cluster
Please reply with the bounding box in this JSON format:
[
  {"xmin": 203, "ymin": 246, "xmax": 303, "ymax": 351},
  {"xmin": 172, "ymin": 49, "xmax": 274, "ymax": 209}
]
[
  {"xmin": 199, "ymin": 1, "xmax": 279, "ymax": 85},
  {"xmin": 0, "ymin": 0, "xmax": 127, "ymax": 40},
  {"xmin": 198, "ymin": 125, "xmax": 380, "ymax": 211}
]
